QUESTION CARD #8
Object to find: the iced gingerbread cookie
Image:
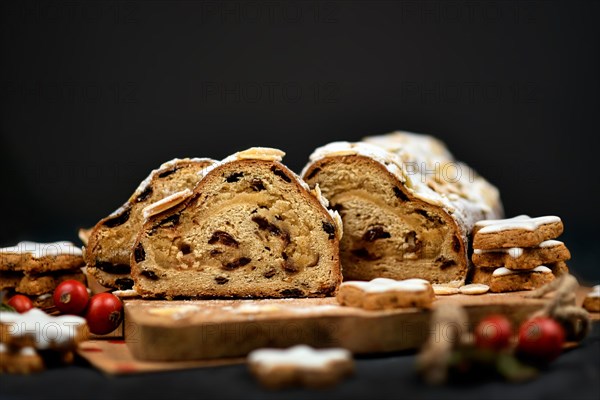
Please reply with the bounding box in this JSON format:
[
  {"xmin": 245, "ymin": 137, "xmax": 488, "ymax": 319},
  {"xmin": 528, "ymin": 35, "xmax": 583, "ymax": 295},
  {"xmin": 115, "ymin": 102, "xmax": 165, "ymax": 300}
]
[
  {"xmin": 582, "ymin": 285, "xmax": 600, "ymax": 313},
  {"xmin": 472, "ymin": 240, "xmax": 570, "ymax": 270},
  {"xmin": 0, "ymin": 343, "xmax": 44, "ymax": 374},
  {"xmin": 336, "ymin": 277, "xmax": 434, "ymax": 310},
  {"xmin": 471, "ymin": 261, "xmax": 568, "ymax": 287},
  {"xmin": 0, "ymin": 242, "xmax": 84, "ymax": 274},
  {"xmin": 0, "ymin": 308, "xmax": 87, "ymax": 351},
  {"xmin": 473, "ymin": 215, "xmax": 563, "ymax": 249},
  {"xmin": 247, "ymin": 345, "xmax": 354, "ymax": 389},
  {"xmin": 488, "ymin": 266, "xmax": 555, "ymax": 293}
]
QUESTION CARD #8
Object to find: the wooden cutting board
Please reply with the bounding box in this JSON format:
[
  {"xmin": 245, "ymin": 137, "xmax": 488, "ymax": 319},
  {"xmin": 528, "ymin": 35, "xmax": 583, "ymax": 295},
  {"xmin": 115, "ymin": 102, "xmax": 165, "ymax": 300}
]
[{"xmin": 124, "ymin": 289, "xmax": 593, "ymax": 362}]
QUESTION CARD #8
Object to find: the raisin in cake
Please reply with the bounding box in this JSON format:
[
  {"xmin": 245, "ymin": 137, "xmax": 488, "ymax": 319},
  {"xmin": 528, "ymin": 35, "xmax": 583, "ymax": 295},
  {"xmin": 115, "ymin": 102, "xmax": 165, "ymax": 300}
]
[
  {"xmin": 85, "ymin": 158, "xmax": 216, "ymax": 289},
  {"xmin": 131, "ymin": 147, "xmax": 342, "ymax": 299},
  {"xmin": 301, "ymin": 132, "xmax": 503, "ymax": 286}
]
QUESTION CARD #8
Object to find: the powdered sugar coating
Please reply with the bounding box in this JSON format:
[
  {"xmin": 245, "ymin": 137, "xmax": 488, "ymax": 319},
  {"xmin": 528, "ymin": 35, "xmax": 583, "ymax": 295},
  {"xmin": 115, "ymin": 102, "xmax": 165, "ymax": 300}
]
[
  {"xmin": 474, "ymin": 247, "xmax": 524, "ymax": 258},
  {"xmin": 0, "ymin": 241, "xmax": 82, "ymax": 257},
  {"xmin": 538, "ymin": 240, "xmax": 563, "ymax": 248},
  {"xmin": 248, "ymin": 345, "xmax": 351, "ymax": 370}
]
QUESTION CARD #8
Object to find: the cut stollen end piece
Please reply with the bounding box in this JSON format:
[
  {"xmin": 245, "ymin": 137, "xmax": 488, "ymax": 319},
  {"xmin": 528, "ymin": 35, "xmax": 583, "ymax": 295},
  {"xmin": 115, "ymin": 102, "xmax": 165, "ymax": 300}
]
[
  {"xmin": 85, "ymin": 158, "xmax": 216, "ymax": 289},
  {"xmin": 472, "ymin": 239, "xmax": 571, "ymax": 270},
  {"xmin": 473, "ymin": 215, "xmax": 564, "ymax": 249},
  {"xmin": 489, "ymin": 266, "xmax": 555, "ymax": 293},
  {"xmin": 302, "ymin": 132, "xmax": 503, "ymax": 285},
  {"xmin": 336, "ymin": 277, "xmax": 435, "ymax": 310},
  {"xmin": 131, "ymin": 147, "xmax": 342, "ymax": 299}
]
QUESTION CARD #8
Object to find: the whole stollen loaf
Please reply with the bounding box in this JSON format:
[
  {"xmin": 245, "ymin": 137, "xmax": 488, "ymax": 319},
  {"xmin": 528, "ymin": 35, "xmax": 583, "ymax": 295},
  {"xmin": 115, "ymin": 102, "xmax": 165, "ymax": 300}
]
[
  {"xmin": 302, "ymin": 131, "xmax": 503, "ymax": 286},
  {"xmin": 131, "ymin": 147, "xmax": 343, "ymax": 299}
]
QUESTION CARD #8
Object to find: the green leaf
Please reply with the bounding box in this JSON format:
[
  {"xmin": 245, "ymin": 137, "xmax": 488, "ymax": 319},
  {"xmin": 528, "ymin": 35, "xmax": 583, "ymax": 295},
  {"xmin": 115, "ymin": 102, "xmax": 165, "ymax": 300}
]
[
  {"xmin": 496, "ymin": 353, "xmax": 538, "ymax": 382},
  {"xmin": 0, "ymin": 303, "xmax": 16, "ymax": 312}
]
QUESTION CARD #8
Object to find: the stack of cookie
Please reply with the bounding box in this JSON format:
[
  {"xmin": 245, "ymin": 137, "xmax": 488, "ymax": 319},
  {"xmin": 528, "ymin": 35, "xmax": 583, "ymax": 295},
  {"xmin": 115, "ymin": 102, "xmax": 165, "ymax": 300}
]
[
  {"xmin": 470, "ymin": 216, "xmax": 571, "ymax": 293},
  {"xmin": 0, "ymin": 241, "xmax": 86, "ymax": 309}
]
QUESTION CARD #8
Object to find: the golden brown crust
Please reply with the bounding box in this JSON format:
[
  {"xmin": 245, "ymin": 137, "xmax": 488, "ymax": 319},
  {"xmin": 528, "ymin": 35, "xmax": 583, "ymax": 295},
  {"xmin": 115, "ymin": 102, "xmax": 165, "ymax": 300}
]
[{"xmin": 132, "ymin": 158, "xmax": 341, "ymax": 299}]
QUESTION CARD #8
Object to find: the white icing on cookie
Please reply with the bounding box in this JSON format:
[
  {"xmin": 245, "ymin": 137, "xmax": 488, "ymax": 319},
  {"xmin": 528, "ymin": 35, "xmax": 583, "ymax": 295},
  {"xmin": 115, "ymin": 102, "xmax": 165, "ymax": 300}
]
[
  {"xmin": 538, "ymin": 240, "xmax": 563, "ymax": 248},
  {"xmin": 473, "ymin": 247, "xmax": 524, "ymax": 258},
  {"xmin": 248, "ymin": 345, "xmax": 351, "ymax": 370},
  {"xmin": 476, "ymin": 215, "xmax": 561, "ymax": 234},
  {"xmin": 587, "ymin": 285, "xmax": 600, "ymax": 298},
  {"xmin": 20, "ymin": 346, "xmax": 37, "ymax": 356},
  {"xmin": 142, "ymin": 189, "xmax": 193, "ymax": 219},
  {"xmin": 341, "ymin": 277, "xmax": 431, "ymax": 293},
  {"xmin": 507, "ymin": 248, "xmax": 524, "ymax": 258},
  {"xmin": 0, "ymin": 241, "xmax": 82, "ymax": 257},
  {"xmin": 0, "ymin": 308, "xmax": 85, "ymax": 350},
  {"xmin": 492, "ymin": 266, "xmax": 552, "ymax": 276}
]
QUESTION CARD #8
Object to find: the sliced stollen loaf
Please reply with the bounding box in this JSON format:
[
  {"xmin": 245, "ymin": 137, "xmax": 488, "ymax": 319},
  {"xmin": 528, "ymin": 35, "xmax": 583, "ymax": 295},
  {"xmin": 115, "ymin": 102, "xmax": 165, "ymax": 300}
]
[
  {"xmin": 301, "ymin": 132, "xmax": 502, "ymax": 286},
  {"xmin": 85, "ymin": 158, "xmax": 216, "ymax": 289},
  {"xmin": 131, "ymin": 147, "xmax": 342, "ymax": 299}
]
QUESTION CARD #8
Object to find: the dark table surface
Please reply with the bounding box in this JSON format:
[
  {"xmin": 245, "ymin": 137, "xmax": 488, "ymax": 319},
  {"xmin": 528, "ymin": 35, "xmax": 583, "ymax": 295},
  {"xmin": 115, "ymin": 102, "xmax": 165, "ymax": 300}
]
[{"xmin": 1, "ymin": 322, "xmax": 598, "ymax": 400}]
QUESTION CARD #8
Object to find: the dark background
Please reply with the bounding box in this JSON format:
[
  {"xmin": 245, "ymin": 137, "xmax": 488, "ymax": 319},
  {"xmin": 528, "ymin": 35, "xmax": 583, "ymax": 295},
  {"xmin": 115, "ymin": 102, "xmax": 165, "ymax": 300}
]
[{"xmin": 0, "ymin": 0, "xmax": 598, "ymax": 281}]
